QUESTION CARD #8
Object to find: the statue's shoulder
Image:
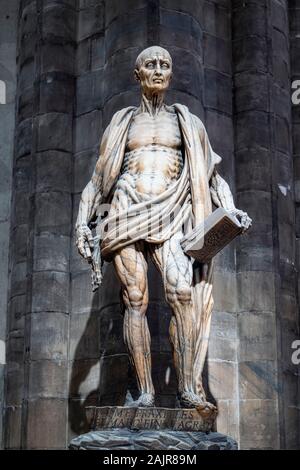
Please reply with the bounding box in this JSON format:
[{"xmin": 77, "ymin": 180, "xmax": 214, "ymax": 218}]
[
  {"xmin": 172, "ymin": 103, "xmax": 205, "ymax": 130},
  {"xmin": 110, "ymin": 106, "xmax": 137, "ymax": 124}
]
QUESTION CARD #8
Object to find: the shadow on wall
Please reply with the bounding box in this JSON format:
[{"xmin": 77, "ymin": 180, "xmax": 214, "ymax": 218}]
[{"xmin": 68, "ymin": 265, "xmax": 129, "ymax": 436}]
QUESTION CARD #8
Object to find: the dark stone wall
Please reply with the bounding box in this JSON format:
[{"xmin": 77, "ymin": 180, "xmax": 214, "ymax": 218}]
[
  {"xmin": 2, "ymin": 0, "xmax": 300, "ymax": 449},
  {"xmin": 5, "ymin": 0, "xmax": 76, "ymax": 449},
  {"xmin": 232, "ymin": 0, "xmax": 298, "ymax": 449}
]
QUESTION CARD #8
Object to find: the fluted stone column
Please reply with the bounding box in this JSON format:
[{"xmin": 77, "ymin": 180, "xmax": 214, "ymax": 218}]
[
  {"xmin": 289, "ymin": 0, "xmax": 300, "ymax": 449},
  {"xmin": 0, "ymin": 0, "xmax": 19, "ymax": 448},
  {"xmin": 5, "ymin": 0, "xmax": 76, "ymax": 449},
  {"xmin": 233, "ymin": 0, "xmax": 299, "ymax": 449},
  {"xmin": 201, "ymin": 0, "xmax": 239, "ymax": 440}
]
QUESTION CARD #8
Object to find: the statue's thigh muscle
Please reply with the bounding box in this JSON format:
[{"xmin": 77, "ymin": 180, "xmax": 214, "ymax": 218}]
[
  {"xmin": 150, "ymin": 235, "xmax": 193, "ymax": 292},
  {"xmin": 113, "ymin": 243, "xmax": 148, "ymax": 308}
]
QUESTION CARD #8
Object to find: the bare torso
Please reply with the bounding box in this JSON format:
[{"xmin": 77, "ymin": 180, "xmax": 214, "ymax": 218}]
[{"xmin": 114, "ymin": 106, "xmax": 183, "ymax": 204}]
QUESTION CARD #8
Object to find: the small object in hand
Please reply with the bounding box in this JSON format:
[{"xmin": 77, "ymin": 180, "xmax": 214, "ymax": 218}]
[{"xmin": 89, "ymin": 235, "xmax": 103, "ymax": 291}]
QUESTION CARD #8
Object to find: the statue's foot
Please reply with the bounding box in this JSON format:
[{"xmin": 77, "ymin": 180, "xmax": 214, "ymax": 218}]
[
  {"xmin": 180, "ymin": 391, "xmax": 217, "ymax": 414},
  {"xmin": 129, "ymin": 393, "xmax": 155, "ymax": 408}
]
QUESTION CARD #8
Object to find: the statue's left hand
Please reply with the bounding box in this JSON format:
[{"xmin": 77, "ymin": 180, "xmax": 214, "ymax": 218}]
[
  {"xmin": 75, "ymin": 223, "xmax": 94, "ymax": 260},
  {"xmin": 230, "ymin": 209, "xmax": 252, "ymax": 233}
]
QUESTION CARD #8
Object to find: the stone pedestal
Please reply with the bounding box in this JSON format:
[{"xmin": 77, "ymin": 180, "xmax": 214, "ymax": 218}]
[
  {"xmin": 69, "ymin": 429, "xmax": 237, "ymax": 451},
  {"xmin": 85, "ymin": 405, "xmax": 218, "ymax": 433},
  {"xmin": 69, "ymin": 405, "xmax": 237, "ymax": 450}
]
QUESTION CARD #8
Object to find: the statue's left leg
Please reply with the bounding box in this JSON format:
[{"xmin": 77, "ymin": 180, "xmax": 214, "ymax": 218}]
[{"xmin": 149, "ymin": 234, "xmax": 209, "ymax": 408}]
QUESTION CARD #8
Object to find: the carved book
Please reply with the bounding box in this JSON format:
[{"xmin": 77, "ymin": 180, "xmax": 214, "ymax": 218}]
[{"xmin": 181, "ymin": 208, "xmax": 242, "ymax": 263}]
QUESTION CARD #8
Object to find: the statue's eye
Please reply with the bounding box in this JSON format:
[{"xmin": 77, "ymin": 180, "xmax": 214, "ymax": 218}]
[
  {"xmin": 146, "ymin": 62, "xmax": 155, "ymax": 69},
  {"xmin": 161, "ymin": 63, "xmax": 169, "ymax": 69}
]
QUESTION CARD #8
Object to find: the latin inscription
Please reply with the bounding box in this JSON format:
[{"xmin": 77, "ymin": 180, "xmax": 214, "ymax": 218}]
[{"xmin": 90, "ymin": 406, "xmax": 216, "ymax": 432}]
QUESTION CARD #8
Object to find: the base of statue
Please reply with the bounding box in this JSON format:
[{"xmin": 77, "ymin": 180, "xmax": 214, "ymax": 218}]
[
  {"xmin": 69, "ymin": 428, "xmax": 237, "ymax": 450},
  {"xmin": 85, "ymin": 405, "xmax": 217, "ymax": 433},
  {"xmin": 69, "ymin": 405, "xmax": 237, "ymax": 450}
]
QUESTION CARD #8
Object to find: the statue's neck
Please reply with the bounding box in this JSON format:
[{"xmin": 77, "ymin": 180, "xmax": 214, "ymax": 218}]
[{"xmin": 140, "ymin": 92, "xmax": 165, "ymax": 116}]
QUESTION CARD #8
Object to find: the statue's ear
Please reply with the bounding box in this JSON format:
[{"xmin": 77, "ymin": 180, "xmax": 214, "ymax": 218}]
[{"xmin": 134, "ymin": 69, "xmax": 140, "ymax": 82}]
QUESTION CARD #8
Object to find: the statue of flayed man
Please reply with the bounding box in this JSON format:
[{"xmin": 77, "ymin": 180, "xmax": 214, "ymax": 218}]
[{"xmin": 75, "ymin": 46, "xmax": 251, "ymax": 410}]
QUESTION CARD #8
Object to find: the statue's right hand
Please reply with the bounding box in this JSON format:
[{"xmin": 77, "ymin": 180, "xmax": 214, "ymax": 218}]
[{"xmin": 75, "ymin": 223, "xmax": 94, "ymax": 261}]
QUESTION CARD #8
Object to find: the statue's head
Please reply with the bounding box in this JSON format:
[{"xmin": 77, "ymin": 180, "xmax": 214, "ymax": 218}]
[{"xmin": 134, "ymin": 46, "xmax": 172, "ymax": 95}]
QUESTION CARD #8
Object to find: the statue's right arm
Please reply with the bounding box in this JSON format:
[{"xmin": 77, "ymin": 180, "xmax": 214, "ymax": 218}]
[{"xmin": 75, "ymin": 124, "xmax": 109, "ymax": 260}]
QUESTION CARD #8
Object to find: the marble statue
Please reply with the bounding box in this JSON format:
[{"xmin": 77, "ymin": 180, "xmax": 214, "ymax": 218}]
[{"xmin": 75, "ymin": 46, "xmax": 251, "ymax": 411}]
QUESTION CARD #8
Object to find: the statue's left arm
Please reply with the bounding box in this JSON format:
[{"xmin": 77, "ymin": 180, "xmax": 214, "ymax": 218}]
[
  {"xmin": 210, "ymin": 170, "xmax": 252, "ymax": 232},
  {"xmin": 195, "ymin": 115, "xmax": 252, "ymax": 232}
]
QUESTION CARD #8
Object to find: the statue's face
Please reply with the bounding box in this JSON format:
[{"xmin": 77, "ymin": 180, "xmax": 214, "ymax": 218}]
[{"xmin": 135, "ymin": 48, "xmax": 172, "ymax": 94}]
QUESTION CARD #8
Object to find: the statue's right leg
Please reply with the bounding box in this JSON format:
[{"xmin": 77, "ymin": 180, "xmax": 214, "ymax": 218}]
[{"xmin": 113, "ymin": 242, "xmax": 155, "ymax": 407}]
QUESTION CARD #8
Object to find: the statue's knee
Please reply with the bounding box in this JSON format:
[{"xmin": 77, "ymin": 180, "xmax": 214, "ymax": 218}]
[
  {"xmin": 166, "ymin": 283, "xmax": 191, "ymax": 305},
  {"xmin": 175, "ymin": 284, "xmax": 192, "ymax": 304},
  {"xmin": 127, "ymin": 287, "xmax": 144, "ymax": 309}
]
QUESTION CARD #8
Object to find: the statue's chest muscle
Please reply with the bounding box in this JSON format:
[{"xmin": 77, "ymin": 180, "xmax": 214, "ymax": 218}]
[{"xmin": 126, "ymin": 112, "xmax": 181, "ymax": 150}]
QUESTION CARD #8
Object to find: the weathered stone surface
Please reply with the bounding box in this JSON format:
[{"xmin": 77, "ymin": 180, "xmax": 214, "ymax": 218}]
[
  {"xmin": 234, "ymin": 72, "xmax": 269, "ymax": 113},
  {"xmin": 34, "ymin": 191, "xmax": 72, "ymax": 236},
  {"xmin": 205, "ymin": 111, "xmax": 233, "ymax": 153},
  {"xmin": 209, "ymin": 311, "xmax": 237, "ymax": 362},
  {"xmin": 16, "ymin": 118, "xmax": 33, "ymax": 158},
  {"xmin": 216, "ymin": 400, "xmax": 239, "ymax": 441},
  {"xmin": 76, "ymin": 70, "xmax": 104, "ymax": 115},
  {"xmin": 74, "ymin": 149, "xmax": 98, "ymax": 193},
  {"xmin": 19, "ymin": 59, "xmax": 35, "ymax": 92},
  {"xmin": 160, "ymin": 0, "xmax": 204, "ymax": 24},
  {"xmin": 41, "ymin": 43, "xmax": 75, "ymax": 75},
  {"xmin": 35, "ymin": 151, "xmax": 71, "ymax": 193},
  {"xmin": 98, "ymin": 355, "xmax": 129, "ymax": 404},
  {"xmin": 7, "ymin": 294, "xmax": 26, "ymax": 332},
  {"xmin": 238, "ymin": 312, "xmax": 277, "ymax": 362},
  {"xmin": 239, "ymin": 399, "xmax": 280, "ymax": 449},
  {"xmin": 233, "ymin": 36, "xmax": 268, "ymax": 74},
  {"xmin": 239, "ymin": 360, "xmax": 278, "ymax": 400},
  {"xmin": 26, "ymin": 398, "xmax": 67, "ymax": 449},
  {"xmin": 31, "ymin": 271, "xmax": 69, "ymax": 313},
  {"xmin": 204, "ymin": 34, "xmax": 231, "ymax": 74},
  {"xmin": 5, "ymin": 359, "xmax": 24, "ymax": 405},
  {"xmin": 42, "ymin": 4, "xmax": 76, "ymax": 43},
  {"xmin": 235, "ymin": 147, "xmax": 271, "ymax": 192},
  {"xmin": 102, "ymin": 48, "xmax": 141, "ymax": 104},
  {"xmin": 208, "ymin": 360, "xmax": 238, "ymax": 401},
  {"xmin": 204, "ymin": 69, "xmax": 232, "ymax": 114},
  {"xmin": 33, "ymin": 234, "xmax": 70, "ymax": 272},
  {"xmin": 203, "ymin": 1, "xmax": 230, "ymax": 39},
  {"xmin": 36, "ymin": 113, "xmax": 72, "ymax": 152},
  {"xmin": 105, "ymin": 9, "xmax": 147, "ymax": 60},
  {"xmin": 74, "ymin": 109, "xmax": 102, "ymax": 153},
  {"xmin": 4, "ymin": 406, "xmax": 22, "ymax": 449},
  {"xmin": 69, "ymin": 312, "xmax": 101, "ymax": 360},
  {"xmin": 39, "ymin": 73, "xmax": 75, "ymax": 114},
  {"xmin": 235, "ymin": 111, "xmax": 270, "ymax": 150},
  {"xmin": 159, "ymin": 9, "xmax": 203, "ymax": 55},
  {"xmin": 28, "ymin": 312, "xmax": 68, "ymax": 360},
  {"xmin": 18, "ymin": 86, "xmax": 35, "ymax": 121},
  {"xmin": 28, "ymin": 360, "xmax": 68, "ymax": 398},
  {"xmin": 69, "ymin": 359, "xmax": 101, "ymax": 400},
  {"xmin": 70, "ymin": 428, "xmax": 237, "ymax": 450},
  {"xmin": 78, "ymin": 4, "xmax": 104, "ymax": 40}
]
